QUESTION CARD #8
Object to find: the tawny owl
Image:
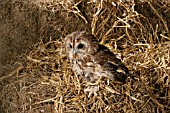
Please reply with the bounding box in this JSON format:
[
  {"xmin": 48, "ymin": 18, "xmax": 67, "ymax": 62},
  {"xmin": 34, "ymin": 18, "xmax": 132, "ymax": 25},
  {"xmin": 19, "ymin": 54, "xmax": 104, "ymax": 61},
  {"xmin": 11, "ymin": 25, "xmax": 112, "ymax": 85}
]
[{"xmin": 65, "ymin": 31, "xmax": 129, "ymax": 83}]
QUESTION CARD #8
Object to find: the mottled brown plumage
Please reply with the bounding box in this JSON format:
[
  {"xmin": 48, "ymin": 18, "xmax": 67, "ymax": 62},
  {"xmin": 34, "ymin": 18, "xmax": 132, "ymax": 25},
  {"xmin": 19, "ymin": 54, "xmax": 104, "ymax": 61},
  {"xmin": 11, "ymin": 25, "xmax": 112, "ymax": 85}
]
[{"xmin": 65, "ymin": 31, "xmax": 129, "ymax": 83}]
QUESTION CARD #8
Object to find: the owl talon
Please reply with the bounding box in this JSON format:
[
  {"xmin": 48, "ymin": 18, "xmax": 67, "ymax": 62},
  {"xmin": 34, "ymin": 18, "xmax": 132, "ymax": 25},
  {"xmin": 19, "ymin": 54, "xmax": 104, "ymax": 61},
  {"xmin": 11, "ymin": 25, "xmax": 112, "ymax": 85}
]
[{"xmin": 84, "ymin": 85, "xmax": 99, "ymax": 98}]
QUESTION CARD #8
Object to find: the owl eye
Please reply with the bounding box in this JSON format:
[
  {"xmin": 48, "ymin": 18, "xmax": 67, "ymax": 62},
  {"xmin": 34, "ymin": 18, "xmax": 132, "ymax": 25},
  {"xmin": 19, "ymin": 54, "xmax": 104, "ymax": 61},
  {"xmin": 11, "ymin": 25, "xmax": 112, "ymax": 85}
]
[
  {"xmin": 69, "ymin": 44, "xmax": 72, "ymax": 48},
  {"xmin": 78, "ymin": 43, "xmax": 85, "ymax": 49}
]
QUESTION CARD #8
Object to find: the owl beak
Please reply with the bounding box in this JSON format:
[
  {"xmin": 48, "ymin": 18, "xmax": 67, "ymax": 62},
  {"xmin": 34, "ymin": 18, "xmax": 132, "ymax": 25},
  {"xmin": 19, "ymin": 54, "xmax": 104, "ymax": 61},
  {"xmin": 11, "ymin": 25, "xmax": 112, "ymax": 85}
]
[
  {"xmin": 72, "ymin": 50, "xmax": 78, "ymax": 59},
  {"xmin": 73, "ymin": 54, "xmax": 78, "ymax": 59},
  {"xmin": 73, "ymin": 50, "xmax": 77, "ymax": 54}
]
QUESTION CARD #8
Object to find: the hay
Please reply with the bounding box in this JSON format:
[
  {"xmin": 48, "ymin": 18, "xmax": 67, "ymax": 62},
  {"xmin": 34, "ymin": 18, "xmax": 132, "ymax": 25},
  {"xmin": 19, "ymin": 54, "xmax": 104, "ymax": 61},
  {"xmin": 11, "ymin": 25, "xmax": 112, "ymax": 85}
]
[{"xmin": 0, "ymin": 0, "xmax": 170, "ymax": 113}]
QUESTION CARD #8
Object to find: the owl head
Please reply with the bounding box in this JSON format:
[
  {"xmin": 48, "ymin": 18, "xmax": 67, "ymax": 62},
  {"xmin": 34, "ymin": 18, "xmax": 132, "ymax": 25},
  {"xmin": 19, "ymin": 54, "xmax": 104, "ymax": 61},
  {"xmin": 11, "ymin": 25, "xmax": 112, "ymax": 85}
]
[{"xmin": 65, "ymin": 31, "xmax": 98, "ymax": 60}]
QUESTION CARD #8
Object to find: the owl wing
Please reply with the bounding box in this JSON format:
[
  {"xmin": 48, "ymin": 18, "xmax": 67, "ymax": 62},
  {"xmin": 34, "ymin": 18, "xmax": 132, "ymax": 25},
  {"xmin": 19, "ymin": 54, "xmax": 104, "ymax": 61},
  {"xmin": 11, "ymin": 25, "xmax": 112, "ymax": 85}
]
[{"xmin": 93, "ymin": 44, "xmax": 129, "ymax": 82}]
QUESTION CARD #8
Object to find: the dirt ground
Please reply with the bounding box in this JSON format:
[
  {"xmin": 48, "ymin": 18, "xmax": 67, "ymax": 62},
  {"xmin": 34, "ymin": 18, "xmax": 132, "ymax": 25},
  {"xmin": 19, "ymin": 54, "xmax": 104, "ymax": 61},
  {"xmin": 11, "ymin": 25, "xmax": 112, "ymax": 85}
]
[{"xmin": 0, "ymin": 0, "xmax": 170, "ymax": 113}]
